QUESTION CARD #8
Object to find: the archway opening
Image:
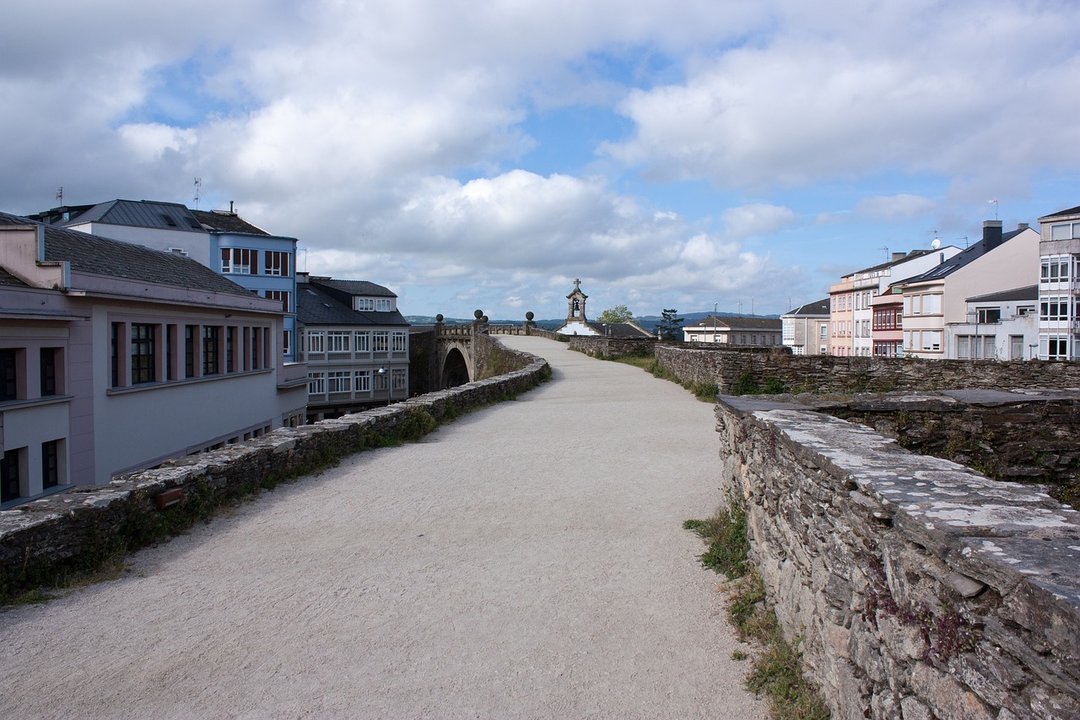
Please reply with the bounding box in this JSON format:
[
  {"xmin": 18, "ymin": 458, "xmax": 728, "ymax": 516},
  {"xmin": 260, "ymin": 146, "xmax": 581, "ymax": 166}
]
[{"xmin": 441, "ymin": 347, "xmax": 470, "ymax": 388}]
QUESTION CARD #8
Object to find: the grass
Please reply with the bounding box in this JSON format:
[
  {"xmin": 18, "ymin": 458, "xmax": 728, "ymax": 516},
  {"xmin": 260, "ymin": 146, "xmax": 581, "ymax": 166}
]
[
  {"xmin": 686, "ymin": 501, "xmax": 831, "ymax": 720},
  {"xmin": 612, "ymin": 356, "xmax": 720, "ymax": 403}
]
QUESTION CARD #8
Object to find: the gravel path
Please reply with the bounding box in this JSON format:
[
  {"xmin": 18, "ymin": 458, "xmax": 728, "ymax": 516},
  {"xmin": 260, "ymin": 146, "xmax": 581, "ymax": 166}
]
[{"xmin": 0, "ymin": 336, "xmax": 766, "ymax": 720}]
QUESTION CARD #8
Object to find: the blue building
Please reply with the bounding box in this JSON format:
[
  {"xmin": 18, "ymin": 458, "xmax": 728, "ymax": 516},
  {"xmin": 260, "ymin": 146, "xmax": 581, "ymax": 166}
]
[{"xmin": 32, "ymin": 200, "xmax": 300, "ymax": 362}]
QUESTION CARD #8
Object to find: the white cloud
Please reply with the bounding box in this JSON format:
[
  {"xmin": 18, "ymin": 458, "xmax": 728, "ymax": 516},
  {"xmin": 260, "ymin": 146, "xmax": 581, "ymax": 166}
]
[
  {"xmin": 721, "ymin": 204, "xmax": 796, "ymax": 239},
  {"xmin": 855, "ymin": 194, "xmax": 935, "ymax": 220}
]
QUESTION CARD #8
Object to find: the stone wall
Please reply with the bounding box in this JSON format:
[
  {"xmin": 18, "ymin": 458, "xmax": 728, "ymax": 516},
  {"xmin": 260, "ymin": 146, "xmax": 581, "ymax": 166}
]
[
  {"xmin": 653, "ymin": 344, "xmax": 1080, "ymax": 395},
  {"xmin": 822, "ymin": 390, "xmax": 1080, "ymax": 509},
  {"xmin": 566, "ymin": 335, "xmax": 656, "ymax": 358},
  {"xmin": 0, "ymin": 345, "xmax": 550, "ymax": 601},
  {"xmin": 716, "ymin": 395, "xmax": 1080, "ymax": 719}
]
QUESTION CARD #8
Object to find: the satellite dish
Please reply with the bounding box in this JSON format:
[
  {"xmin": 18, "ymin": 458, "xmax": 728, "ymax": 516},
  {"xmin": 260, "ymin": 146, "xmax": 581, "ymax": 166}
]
[{"xmin": 931, "ymin": 238, "xmax": 941, "ymax": 249}]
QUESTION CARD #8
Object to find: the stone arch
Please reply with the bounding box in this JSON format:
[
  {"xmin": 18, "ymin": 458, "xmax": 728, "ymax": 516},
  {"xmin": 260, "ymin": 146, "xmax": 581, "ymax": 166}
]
[{"xmin": 440, "ymin": 346, "xmax": 471, "ymax": 388}]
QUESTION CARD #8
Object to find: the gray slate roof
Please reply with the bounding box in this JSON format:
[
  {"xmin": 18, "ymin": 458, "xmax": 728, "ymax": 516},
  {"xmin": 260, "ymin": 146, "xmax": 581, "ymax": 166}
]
[
  {"xmin": 0, "ymin": 267, "xmax": 29, "ymax": 287},
  {"xmin": 1040, "ymin": 204, "xmax": 1080, "ymax": 220},
  {"xmin": 783, "ymin": 299, "xmax": 830, "ymax": 317},
  {"xmin": 191, "ymin": 209, "xmax": 272, "ymax": 236},
  {"xmin": 0, "ymin": 211, "xmax": 255, "ymax": 297},
  {"xmin": 851, "ymin": 249, "xmax": 933, "ymax": 276},
  {"xmin": 687, "ymin": 315, "xmax": 782, "ymax": 330},
  {"xmin": 966, "ymin": 285, "xmax": 1038, "ymax": 303},
  {"xmin": 584, "ymin": 321, "xmax": 652, "ymax": 338},
  {"xmin": 62, "ymin": 200, "xmax": 206, "ymax": 233},
  {"xmin": 312, "ymin": 278, "xmax": 397, "ymax": 298},
  {"xmin": 902, "ymin": 227, "xmax": 1028, "ymax": 285},
  {"xmin": 297, "ymin": 279, "xmax": 408, "ymax": 327}
]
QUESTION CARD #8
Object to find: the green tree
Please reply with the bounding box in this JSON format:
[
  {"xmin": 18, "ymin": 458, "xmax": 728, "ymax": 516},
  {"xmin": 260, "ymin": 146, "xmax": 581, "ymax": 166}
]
[
  {"xmin": 597, "ymin": 304, "xmax": 634, "ymax": 324},
  {"xmin": 656, "ymin": 308, "xmax": 684, "ymax": 341}
]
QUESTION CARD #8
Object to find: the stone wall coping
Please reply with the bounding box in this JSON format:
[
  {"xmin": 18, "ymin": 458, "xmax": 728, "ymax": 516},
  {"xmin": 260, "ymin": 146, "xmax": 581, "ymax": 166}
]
[{"xmin": 718, "ymin": 395, "xmax": 1080, "ymax": 612}]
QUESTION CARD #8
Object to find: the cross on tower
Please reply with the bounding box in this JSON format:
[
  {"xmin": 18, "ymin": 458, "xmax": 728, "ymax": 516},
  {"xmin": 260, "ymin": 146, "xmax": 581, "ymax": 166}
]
[{"xmin": 573, "ymin": 278, "xmax": 581, "ymax": 291}]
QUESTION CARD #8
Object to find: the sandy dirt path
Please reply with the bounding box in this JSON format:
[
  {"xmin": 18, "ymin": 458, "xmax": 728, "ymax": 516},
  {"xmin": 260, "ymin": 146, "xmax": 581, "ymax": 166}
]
[{"xmin": 0, "ymin": 336, "xmax": 766, "ymax": 719}]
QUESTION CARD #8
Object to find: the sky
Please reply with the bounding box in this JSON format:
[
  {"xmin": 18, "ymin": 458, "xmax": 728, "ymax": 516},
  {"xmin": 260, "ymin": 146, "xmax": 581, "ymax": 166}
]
[{"xmin": 3, "ymin": 0, "xmax": 1080, "ymax": 320}]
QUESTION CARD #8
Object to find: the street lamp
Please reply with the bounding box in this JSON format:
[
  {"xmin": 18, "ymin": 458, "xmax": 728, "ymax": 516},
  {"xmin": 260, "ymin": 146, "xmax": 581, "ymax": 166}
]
[{"xmin": 713, "ymin": 303, "xmax": 718, "ymax": 343}]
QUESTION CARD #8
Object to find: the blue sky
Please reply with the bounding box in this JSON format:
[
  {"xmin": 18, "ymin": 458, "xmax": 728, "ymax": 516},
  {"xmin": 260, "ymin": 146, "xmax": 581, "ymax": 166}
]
[{"xmin": 3, "ymin": 0, "xmax": 1080, "ymax": 319}]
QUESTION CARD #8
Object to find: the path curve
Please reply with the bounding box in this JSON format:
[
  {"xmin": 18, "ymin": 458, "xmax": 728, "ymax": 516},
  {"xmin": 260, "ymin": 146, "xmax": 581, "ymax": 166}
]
[{"xmin": 1, "ymin": 336, "xmax": 766, "ymax": 719}]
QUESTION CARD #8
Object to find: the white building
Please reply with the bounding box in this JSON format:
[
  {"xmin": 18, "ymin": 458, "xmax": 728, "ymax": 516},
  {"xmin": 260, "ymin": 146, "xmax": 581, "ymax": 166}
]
[
  {"xmin": 899, "ymin": 221, "xmax": 1040, "ymax": 359},
  {"xmin": 829, "ymin": 247, "xmax": 962, "ymax": 357},
  {"xmin": 1036, "ymin": 205, "xmax": 1080, "ymax": 360},
  {"xmin": 682, "ymin": 316, "xmax": 782, "ymax": 346},
  {"xmin": 781, "ymin": 300, "xmax": 830, "ymax": 355},
  {"xmin": 0, "ymin": 212, "xmax": 306, "ymax": 506},
  {"xmin": 946, "ymin": 286, "xmax": 1038, "ymax": 360}
]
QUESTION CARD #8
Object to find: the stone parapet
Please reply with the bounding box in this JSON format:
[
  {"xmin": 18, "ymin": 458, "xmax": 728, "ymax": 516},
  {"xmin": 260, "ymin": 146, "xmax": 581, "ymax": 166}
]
[
  {"xmin": 566, "ymin": 335, "xmax": 656, "ymax": 358},
  {"xmin": 716, "ymin": 395, "xmax": 1080, "ymax": 719},
  {"xmin": 0, "ymin": 346, "xmax": 550, "ymax": 601},
  {"xmin": 655, "ymin": 345, "xmax": 1080, "ymax": 395}
]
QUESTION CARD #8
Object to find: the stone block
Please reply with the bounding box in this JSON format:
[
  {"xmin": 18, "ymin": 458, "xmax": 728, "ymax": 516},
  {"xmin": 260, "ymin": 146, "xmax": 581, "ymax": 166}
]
[{"xmin": 911, "ymin": 663, "xmax": 994, "ymax": 720}]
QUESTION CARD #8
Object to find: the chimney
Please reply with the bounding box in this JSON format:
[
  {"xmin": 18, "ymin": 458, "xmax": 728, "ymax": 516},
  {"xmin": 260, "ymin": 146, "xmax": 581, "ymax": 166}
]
[
  {"xmin": 229, "ymin": 200, "xmax": 235, "ymax": 216},
  {"xmin": 982, "ymin": 220, "xmax": 1003, "ymax": 251},
  {"xmin": 892, "ymin": 251, "xmax": 906, "ymax": 262},
  {"xmin": 1017, "ymin": 222, "xmax": 1029, "ymax": 231}
]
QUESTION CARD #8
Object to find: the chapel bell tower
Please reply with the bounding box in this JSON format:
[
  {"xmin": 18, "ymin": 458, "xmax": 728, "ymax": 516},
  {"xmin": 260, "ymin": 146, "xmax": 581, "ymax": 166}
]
[{"xmin": 566, "ymin": 278, "xmax": 588, "ymax": 322}]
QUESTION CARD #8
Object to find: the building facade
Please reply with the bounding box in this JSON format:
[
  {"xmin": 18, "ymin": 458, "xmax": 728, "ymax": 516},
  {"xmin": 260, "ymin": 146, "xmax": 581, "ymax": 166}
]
[
  {"xmin": 781, "ymin": 299, "xmax": 830, "ymax": 355},
  {"xmin": 33, "ymin": 200, "xmax": 300, "ymax": 362},
  {"xmin": 945, "ymin": 286, "xmax": 1038, "ymax": 360},
  {"xmin": 682, "ymin": 316, "xmax": 783, "ymax": 345},
  {"xmin": 899, "ymin": 222, "xmax": 1040, "ymax": 359},
  {"xmin": 0, "ymin": 213, "xmax": 306, "ymax": 506},
  {"xmin": 296, "ymin": 274, "xmax": 410, "ymax": 421},
  {"xmin": 1036, "ymin": 205, "xmax": 1080, "ymax": 360}
]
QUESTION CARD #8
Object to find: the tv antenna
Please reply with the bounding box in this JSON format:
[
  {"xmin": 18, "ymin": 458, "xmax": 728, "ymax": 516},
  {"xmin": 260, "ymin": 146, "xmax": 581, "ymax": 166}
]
[
  {"xmin": 193, "ymin": 178, "xmax": 202, "ymax": 209},
  {"xmin": 988, "ymin": 199, "xmax": 999, "ymax": 220},
  {"xmin": 880, "ymin": 246, "xmax": 889, "ymax": 261},
  {"xmin": 55, "ymin": 186, "xmax": 63, "ymax": 205}
]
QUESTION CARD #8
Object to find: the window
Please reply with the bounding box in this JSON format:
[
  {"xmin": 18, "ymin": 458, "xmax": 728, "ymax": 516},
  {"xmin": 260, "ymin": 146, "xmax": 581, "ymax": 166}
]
[
  {"xmin": 374, "ymin": 369, "xmax": 389, "ymax": 390},
  {"xmin": 202, "ymin": 326, "xmax": 220, "ymax": 375},
  {"xmin": 283, "ymin": 330, "xmax": 291, "ymax": 357},
  {"xmin": 920, "ymin": 330, "xmax": 942, "ymax": 352},
  {"xmin": 226, "ymin": 327, "xmax": 236, "ymax": 373},
  {"xmin": 221, "ymin": 248, "xmax": 255, "ymax": 274},
  {"xmin": 392, "ymin": 332, "xmax": 407, "ymax": 352},
  {"xmin": 392, "ymin": 368, "xmax": 407, "ymax": 391},
  {"xmin": 782, "ymin": 322, "xmax": 794, "ymax": 343},
  {"xmin": 327, "ymin": 331, "xmax": 350, "ymax": 353},
  {"xmin": 166, "ymin": 325, "xmax": 176, "ymax": 380},
  {"xmin": 265, "ymin": 290, "xmax": 290, "ymax": 313},
  {"xmin": 111, "ymin": 322, "xmax": 123, "ymax": 387},
  {"xmin": 373, "ymin": 332, "xmax": 389, "ymax": 352},
  {"xmin": 1, "ymin": 349, "xmax": 17, "ymax": 401},
  {"xmin": 375, "ymin": 298, "xmax": 392, "ymax": 311},
  {"xmin": 354, "ymin": 332, "xmax": 370, "ymax": 352},
  {"xmin": 328, "ymin": 371, "xmax": 351, "ymax": 393},
  {"xmin": 307, "ymin": 331, "xmax": 326, "ymax": 354},
  {"xmin": 975, "ymin": 307, "xmax": 1001, "ymax": 324},
  {"xmin": 307, "ymin": 372, "xmax": 326, "ymax": 395},
  {"xmin": 185, "ymin": 325, "xmax": 196, "ymax": 378},
  {"xmin": 1042, "ymin": 335, "xmax": 1070, "ymax": 360},
  {"xmin": 130, "ymin": 323, "xmax": 156, "ymax": 384},
  {"xmin": 354, "ymin": 369, "xmax": 371, "ymax": 392},
  {"xmin": 1040, "ymin": 297, "xmax": 1070, "ymax": 322},
  {"xmin": 819, "ymin": 324, "xmax": 828, "ymax": 339},
  {"xmin": 922, "ymin": 294, "xmax": 942, "ymax": 315},
  {"xmin": 354, "ymin": 297, "xmax": 375, "ymax": 311},
  {"xmin": 264, "ymin": 251, "xmax": 290, "ymax": 276},
  {"xmin": 1050, "ymin": 223, "xmax": 1080, "ymax": 241},
  {"xmin": 40, "ymin": 348, "xmax": 59, "ymax": 396},
  {"xmin": 1, "ymin": 448, "xmax": 21, "ymax": 502},
  {"xmin": 42, "ymin": 440, "xmax": 59, "ymax": 489}
]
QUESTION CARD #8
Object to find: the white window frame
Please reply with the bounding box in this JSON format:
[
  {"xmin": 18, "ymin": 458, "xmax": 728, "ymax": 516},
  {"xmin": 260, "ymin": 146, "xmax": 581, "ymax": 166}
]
[
  {"xmin": 354, "ymin": 332, "xmax": 370, "ymax": 352},
  {"xmin": 327, "ymin": 331, "xmax": 350, "ymax": 353},
  {"xmin": 307, "ymin": 331, "xmax": 325, "ymax": 354},
  {"xmin": 264, "ymin": 251, "xmax": 290, "ymax": 277},
  {"xmin": 373, "ymin": 332, "xmax": 389, "ymax": 352},
  {"xmin": 307, "ymin": 372, "xmax": 326, "ymax": 395},
  {"xmin": 221, "ymin": 248, "xmax": 255, "ymax": 274},
  {"xmin": 354, "ymin": 370, "xmax": 371, "ymax": 393},
  {"xmin": 391, "ymin": 331, "xmax": 407, "ymax": 352},
  {"xmin": 354, "ymin": 297, "xmax": 375, "ymax": 311},
  {"xmin": 327, "ymin": 370, "xmax": 351, "ymax": 393}
]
